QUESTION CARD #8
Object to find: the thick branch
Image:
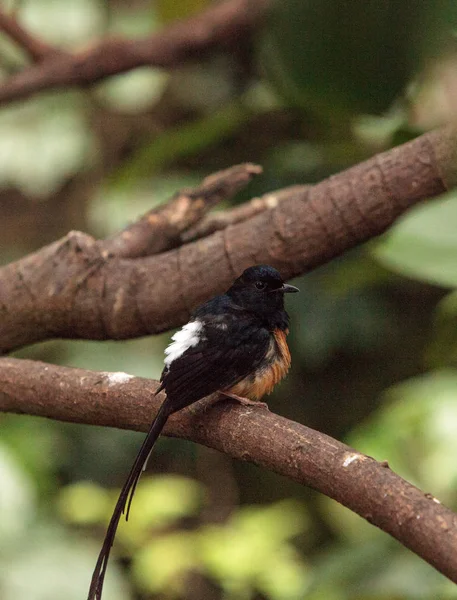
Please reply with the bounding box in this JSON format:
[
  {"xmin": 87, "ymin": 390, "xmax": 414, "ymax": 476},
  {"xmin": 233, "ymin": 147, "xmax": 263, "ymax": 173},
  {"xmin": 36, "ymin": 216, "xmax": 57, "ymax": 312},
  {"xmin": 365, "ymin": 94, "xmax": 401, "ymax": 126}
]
[
  {"xmin": 102, "ymin": 163, "xmax": 262, "ymax": 258},
  {"xmin": 1, "ymin": 356, "xmax": 456, "ymax": 583},
  {"xmin": 0, "ymin": 0, "xmax": 270, "ymax": 105},
  {"xmin": 1, "ymin": 127, "xmax": 456, "ymax": 354}
]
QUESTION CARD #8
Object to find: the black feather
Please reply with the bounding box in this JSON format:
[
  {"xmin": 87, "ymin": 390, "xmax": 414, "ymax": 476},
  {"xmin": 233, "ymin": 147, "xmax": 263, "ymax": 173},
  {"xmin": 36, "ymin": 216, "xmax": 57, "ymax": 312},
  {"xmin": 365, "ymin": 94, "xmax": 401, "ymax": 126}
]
[{"xmin": 161, "ymin": 314, "xmax": 271, "ymax": 411}]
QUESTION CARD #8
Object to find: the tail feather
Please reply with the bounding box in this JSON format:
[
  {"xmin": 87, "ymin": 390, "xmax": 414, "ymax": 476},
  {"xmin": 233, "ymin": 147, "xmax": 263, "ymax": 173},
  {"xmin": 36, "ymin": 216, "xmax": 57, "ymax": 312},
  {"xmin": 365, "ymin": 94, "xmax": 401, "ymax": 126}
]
[{"xmin": 87, "ymin": 399, "xmax": 171, "ymax": 600}]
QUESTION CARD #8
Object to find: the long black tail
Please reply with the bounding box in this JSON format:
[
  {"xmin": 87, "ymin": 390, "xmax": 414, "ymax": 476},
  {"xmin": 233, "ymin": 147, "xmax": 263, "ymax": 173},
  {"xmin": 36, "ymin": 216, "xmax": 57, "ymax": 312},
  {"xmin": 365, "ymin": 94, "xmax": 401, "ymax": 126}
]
[{"xmin": 87, "ymin": 398, "xmax": 172, "ymax": 600}]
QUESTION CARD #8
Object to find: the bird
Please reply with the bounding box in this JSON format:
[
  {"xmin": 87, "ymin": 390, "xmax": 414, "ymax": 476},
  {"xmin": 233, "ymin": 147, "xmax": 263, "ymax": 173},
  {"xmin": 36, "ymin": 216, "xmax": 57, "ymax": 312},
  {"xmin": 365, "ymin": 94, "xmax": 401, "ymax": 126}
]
[{"xmin": 87, "ymin": 264, "xmax": 298, "ymax": 600}]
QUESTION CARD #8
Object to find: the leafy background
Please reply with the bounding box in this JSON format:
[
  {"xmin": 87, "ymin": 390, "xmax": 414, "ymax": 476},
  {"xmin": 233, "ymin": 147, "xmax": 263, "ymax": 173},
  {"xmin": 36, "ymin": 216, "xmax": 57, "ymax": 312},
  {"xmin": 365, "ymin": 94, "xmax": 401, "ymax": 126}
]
[{"xmin": 1, "ymin": 0, "xmax": 457, "ymax": 598}]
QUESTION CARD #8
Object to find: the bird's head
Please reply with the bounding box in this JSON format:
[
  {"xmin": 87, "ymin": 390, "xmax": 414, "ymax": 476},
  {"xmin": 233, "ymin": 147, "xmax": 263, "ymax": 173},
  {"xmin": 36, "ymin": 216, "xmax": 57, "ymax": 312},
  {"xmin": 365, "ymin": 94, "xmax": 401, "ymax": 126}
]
[{"xmin": 227, "ymin": 265, "xmax": 298, "ymax": 321}]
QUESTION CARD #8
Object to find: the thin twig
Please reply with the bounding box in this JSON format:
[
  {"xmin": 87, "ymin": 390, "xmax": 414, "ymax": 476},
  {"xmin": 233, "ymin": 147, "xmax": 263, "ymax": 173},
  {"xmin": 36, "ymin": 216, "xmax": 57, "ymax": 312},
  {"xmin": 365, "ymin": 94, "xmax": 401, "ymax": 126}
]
[
  {"xmin": 0, "ymin": 8, "xmax": 61, "ymax": 62},
  {"xmin": 101, "ymin": 163, "xmax": 262, "ymax": 258},
  {"xmin": 0, "ymin": 0, "xmax": 270, "ymax": 105},
  {"xmin": 181, "ymin": 185, "xmax": 309, "ymax": 243}
]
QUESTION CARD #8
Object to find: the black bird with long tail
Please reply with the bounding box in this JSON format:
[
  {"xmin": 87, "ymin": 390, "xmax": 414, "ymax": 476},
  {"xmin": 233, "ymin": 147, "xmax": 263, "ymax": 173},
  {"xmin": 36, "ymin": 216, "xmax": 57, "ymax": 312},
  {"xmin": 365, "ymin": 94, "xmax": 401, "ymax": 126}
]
[{"xmin": 87, "ymin": 265, "xmax": 298, "ymax": 599}]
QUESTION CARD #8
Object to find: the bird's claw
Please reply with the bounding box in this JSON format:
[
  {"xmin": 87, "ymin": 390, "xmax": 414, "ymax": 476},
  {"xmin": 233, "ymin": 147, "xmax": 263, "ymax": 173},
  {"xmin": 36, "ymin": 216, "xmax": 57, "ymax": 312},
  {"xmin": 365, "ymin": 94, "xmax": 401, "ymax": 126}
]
[{"xmin": 220, "ymin": 391, "xmax": 269, "ymax": 410}]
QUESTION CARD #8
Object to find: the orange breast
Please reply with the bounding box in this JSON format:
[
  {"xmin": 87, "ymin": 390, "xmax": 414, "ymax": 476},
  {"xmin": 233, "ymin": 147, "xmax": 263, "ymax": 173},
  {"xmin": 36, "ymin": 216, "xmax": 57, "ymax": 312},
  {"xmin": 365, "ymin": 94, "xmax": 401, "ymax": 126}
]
[{"xmin": 228, "ymin": 328, "xmax": 291, "ymax": 401}]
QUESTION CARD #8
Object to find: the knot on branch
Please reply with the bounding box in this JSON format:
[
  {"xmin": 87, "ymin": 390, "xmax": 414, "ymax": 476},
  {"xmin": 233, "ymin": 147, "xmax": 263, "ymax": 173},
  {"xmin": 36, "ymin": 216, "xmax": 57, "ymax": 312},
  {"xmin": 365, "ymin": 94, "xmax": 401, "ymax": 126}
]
[{"xmin": 39, "ymin": 230, "xmax": 102, "ymax": 297}]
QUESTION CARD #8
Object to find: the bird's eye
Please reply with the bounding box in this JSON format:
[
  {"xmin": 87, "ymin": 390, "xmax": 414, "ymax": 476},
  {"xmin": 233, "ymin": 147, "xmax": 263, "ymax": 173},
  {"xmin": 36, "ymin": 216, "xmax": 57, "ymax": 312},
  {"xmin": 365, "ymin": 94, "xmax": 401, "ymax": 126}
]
[{"xmin": 255, "ymin": 281, "xmax": 267, "ymax": 290}]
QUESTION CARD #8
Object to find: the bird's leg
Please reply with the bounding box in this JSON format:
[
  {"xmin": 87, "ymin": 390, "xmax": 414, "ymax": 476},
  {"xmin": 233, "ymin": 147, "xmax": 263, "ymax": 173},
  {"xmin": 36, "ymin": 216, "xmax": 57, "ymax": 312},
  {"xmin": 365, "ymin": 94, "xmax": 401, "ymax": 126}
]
[{"xmin": 220, "ymin": 391, "xmax": 269, "ymax": 410}]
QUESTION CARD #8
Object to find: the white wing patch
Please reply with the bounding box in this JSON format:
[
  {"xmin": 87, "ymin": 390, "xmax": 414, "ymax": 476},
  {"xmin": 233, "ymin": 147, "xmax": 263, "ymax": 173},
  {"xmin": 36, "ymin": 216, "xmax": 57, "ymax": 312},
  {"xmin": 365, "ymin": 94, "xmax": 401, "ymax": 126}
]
[{"xmin": 164, "ymin": 320, "xmax": 204, "ymax": 367}]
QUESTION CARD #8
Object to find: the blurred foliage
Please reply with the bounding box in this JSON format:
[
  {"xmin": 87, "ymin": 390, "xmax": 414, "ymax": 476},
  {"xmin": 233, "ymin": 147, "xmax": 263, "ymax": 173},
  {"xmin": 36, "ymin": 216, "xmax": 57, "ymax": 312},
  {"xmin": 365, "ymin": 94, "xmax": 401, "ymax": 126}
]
[
  {"xmin": 374, "ymin": 190, "xmax": 457, "ymax": 288},
  {"xmin": 427, "ymin": 291, "xmax": 457, "ymax": 368},
  {"xmin": 156, "ymin": 0, "xmax": 211, "ymax": 23},
  {"xmin": 0, "ymin": 92, "xmax": 94, "ymax": 197},
  {"xmin": 2, "ymin": 0, "xmax": 457, "ymax": 598},
  {"xmin": 61, "ymin": 478, "xmax": 310, "ymax": 599},
  {"xmin": 351, "ymin": 370, "xmax": 457, "ymax": 501},
  {"xmin": 261, "ymin": 0, "xmax": 457, "ymax": 117}
]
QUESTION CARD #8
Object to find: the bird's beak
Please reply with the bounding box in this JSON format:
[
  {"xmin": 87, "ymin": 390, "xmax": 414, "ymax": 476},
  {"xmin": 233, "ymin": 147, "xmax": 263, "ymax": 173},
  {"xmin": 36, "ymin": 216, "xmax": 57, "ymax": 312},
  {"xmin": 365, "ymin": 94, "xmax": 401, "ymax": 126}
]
[{"xmin": 280, "ymin": 283, "xmax": 299, "ymax": 293}]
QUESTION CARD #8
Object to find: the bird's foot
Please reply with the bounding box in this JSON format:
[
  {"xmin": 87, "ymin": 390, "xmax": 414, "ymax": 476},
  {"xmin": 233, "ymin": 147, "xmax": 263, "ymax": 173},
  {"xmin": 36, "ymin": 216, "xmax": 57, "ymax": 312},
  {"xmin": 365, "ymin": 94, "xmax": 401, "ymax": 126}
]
[{"xmin": 220, "ymin": 391, "xmax": 269, "ymax": 410}]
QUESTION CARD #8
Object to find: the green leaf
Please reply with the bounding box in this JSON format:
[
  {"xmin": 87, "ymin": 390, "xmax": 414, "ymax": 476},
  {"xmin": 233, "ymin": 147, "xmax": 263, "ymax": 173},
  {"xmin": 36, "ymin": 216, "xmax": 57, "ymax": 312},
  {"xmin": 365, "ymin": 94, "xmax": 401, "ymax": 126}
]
[
  {"xmin": 0, "ymin": 525, "xmax": 132, "ymax": 600},
  {"xmin": 0, "ymin": 92, "xmax": 93, "ymax": 197},
  {"xmin": 260, "ymin": 0, "xmax": 457, "ymax": 116},
  {"xmin": 122, "ymin": 475, "xmax": 203, "ymax": 530},
  {"xmin": 58, "ymin": 482, "xmax": 111, "ymax": 525},
  {"xmin": 20, "ymin": 0, "xmax": 105, "ymax": 47},
  {"xmin": 96, "ymin": 68, "xmax": 169, "ymax": 114},
  {"xmin": 156, "ymin": 0, "xmax": 211, "ymax": 23},
  {"xmin": 0, "ymin": 443, "xmax": 36, "ymax": 548},
  {"xmin": 426, "ymin": 290, "xmax": 457, "ymax": 367},
  {"xmin": 373, "ymin": 191, "xmax": 457, "ymax": 288},
  {"xmin": 350, "ymin": 369, "xmax": 457, "ymax": 502},
  {"xmin": 199, "ymin": 501, "xmax": 309, "ymax": 590},
  {"xmin": 257, "ymin": 548, "xmax": 310, "ymax": 600},
  {"xmin": 133, "ymin": 532, "xmax": 198, "ymax": 594},
  {"xmin": 309, "ymin": 537, "xmax": 457, "ymax": 599}
]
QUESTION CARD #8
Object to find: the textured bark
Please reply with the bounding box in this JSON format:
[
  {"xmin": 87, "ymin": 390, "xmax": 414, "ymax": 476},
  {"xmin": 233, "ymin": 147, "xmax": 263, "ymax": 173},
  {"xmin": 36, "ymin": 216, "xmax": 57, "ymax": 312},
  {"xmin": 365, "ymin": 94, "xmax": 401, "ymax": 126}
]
[
  {"xmin": 180, "ymin": 185, "xmax": 306, "ymax": 243},
  {"xmin": 0, "ymin": 0, "xmax": 270, "ymax": 105},
  {"xmin": 1, "ymin": 356, "xmax": 456, "ymax": 583},
  {"xmin": 0, "ymin": 127, "xmax": 456, "ymax": 354},
  {"xmin": 102, "ymin": 163, "xmax": 262, "ymax": 258}
]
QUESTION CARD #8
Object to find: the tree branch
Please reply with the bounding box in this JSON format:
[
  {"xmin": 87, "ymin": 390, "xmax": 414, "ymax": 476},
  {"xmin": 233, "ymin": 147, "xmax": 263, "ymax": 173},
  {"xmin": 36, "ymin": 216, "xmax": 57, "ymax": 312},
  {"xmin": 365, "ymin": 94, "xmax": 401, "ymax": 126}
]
[
  {"xmin": 1, "ymin": 356, "xmax": 456, "ymax": 583},
  {"xmin": 0, "ymin": 126, "xmax": 456, "ymax": 354},
  {"xmin": 180, "ymin": 184, "xmax": 307, "ymax": 243},
  {"xmin": 0, "ymin": 0, "xmax": 270, "ymax": 106},
  {"xmin": 0, "ymin": 8, "xmax": 60, "ymax": 63},
  {"xmin": 102, "ymin": 163, "xmax": 262, "ymax": 258}
]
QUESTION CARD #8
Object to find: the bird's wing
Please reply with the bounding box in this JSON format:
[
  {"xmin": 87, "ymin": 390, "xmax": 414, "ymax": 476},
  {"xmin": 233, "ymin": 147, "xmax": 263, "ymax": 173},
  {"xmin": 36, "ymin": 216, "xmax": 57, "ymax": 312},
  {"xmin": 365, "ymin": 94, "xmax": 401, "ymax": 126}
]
[{"xmin": 160, "ymin": 314, "xmax": 271, "ymax": 412}]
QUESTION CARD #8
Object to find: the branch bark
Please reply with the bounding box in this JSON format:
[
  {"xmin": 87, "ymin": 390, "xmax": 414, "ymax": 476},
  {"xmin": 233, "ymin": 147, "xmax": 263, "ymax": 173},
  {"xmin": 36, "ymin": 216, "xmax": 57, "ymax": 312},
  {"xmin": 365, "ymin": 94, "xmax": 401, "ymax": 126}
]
[
  {"xmin": 1, "ymin": 356, "xmax": 456, "ymax": 583},
  {"xmin": 180, "ymin": 184, "xmax": 307, "ymax": 243},
  {"xmin": 1, "ymin": 126, "xmax": 456, "ymax": 354},
  {"xmin": 0, "ymin": 0, "xmax": 270, "ymax": 106},
  {"xmin": 102, "ymin": 163, "xmax": 262, "ymax": 258}
]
